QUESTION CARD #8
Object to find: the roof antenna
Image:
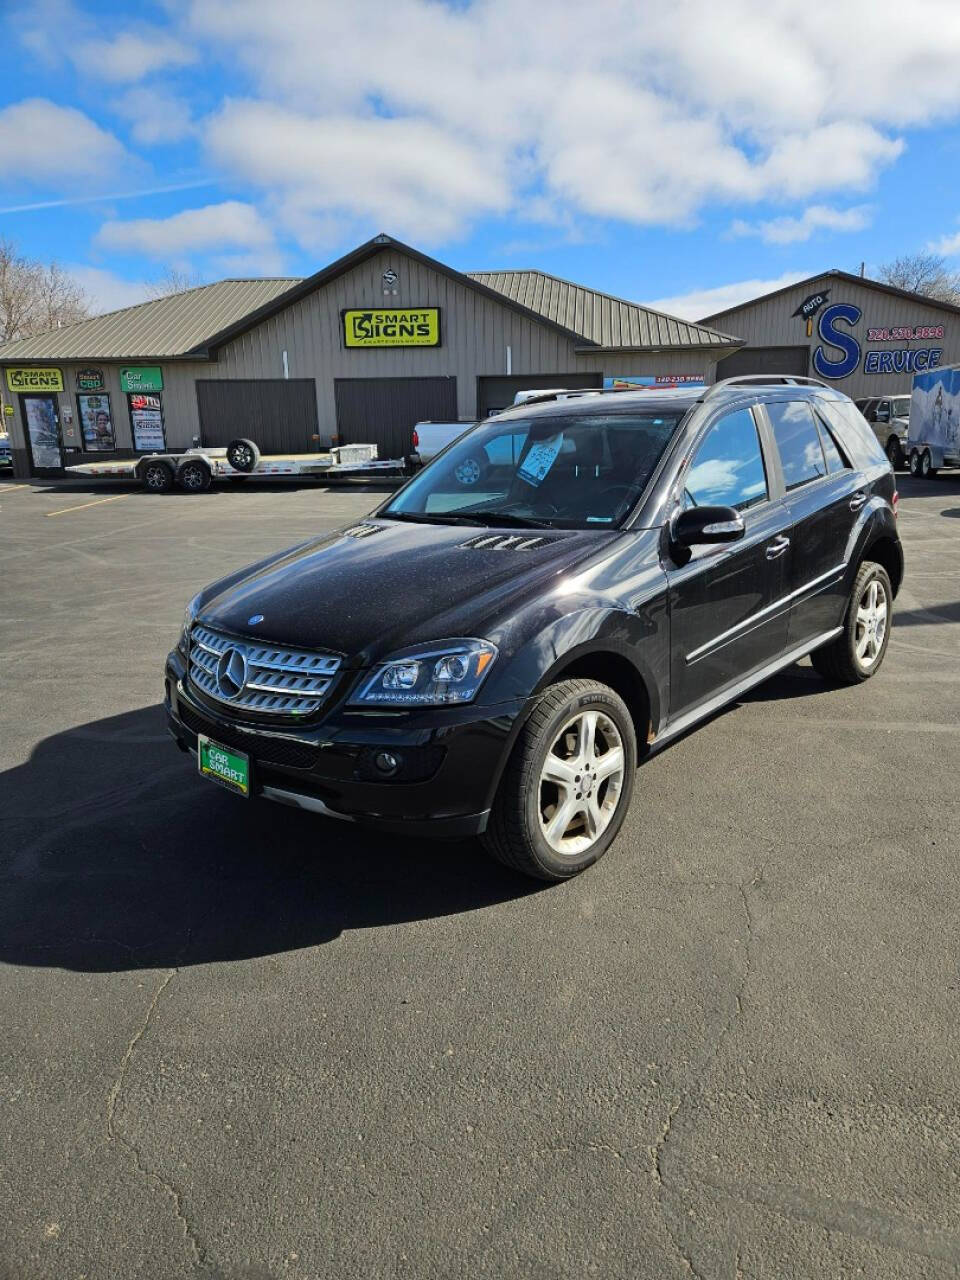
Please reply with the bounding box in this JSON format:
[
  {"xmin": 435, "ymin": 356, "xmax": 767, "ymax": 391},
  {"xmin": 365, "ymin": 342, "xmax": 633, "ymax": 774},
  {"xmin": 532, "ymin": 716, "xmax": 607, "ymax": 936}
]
[{"xmin": 859, "ymin": 261, "xmax": 865, "ymax": 278}]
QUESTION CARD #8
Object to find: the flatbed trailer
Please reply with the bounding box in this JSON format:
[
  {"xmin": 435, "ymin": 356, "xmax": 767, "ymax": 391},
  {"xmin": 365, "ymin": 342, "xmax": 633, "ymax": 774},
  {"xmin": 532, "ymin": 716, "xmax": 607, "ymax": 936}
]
[{"xmin": 65, "ymin": 437, "xmax": 405, "ymax": 492}]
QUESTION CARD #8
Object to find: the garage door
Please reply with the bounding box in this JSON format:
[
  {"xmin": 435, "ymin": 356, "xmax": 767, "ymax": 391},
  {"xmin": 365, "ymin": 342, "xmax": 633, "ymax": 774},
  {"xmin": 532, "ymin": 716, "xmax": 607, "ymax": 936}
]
[
  {"xmin": 196, "ymin": 379, "xmax": 319, "ymax": 453},
  {"xmin": 716, "ymin": 347, "xmax": 810, "ymax": 380},
  {"xmin": 477, "ymin": 373, "xmax": 602, "ymax": 419},
  {"xmin": 334, "ymin": 377, "xmax": 457, "ymax": 460}
]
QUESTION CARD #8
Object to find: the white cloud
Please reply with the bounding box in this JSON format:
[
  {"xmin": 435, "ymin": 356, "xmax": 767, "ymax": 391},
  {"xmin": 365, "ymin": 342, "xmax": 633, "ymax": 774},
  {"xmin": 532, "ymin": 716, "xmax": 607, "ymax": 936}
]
[
  {"xmin": 73, "ymin": 30, "xmax": 196, "ymax": 83},
  {"xmin": 96, "ymin": 201, "xmax": 274, "ymax": 259},
  {"xmin": 112, "ymin": 87, "xmax": 194, "ymax": 145},
  {"xmin": 649, "ymin": 272, "xmax": 811, "ymax": 322},
  {"xmin": 732, "ymin": 204, "xmax": 873, "ymax": 245},
  {"xmin": 66, "ymin": 266, "xmax": 154, "ymax": 314},
  {"xmin": 206, "ymin": 102, "xmax": 511, "ymax": 243},
  {"xmin": 929, "ymin": 224, "xmax": 960, "ymax": 255},
  {"xmin": 181, "ymin": 0, "xmax": 958, "ymax": 245},
  {"xmin": 0, "ymin": 99, "xmax": 127, "ymax": 183}
]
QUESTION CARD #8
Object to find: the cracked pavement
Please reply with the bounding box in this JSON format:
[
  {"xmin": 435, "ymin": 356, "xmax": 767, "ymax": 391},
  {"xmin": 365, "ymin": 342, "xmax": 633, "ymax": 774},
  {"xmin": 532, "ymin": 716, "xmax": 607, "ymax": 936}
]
[{"xmin": 1, "ymin": 472, "xmax": 959, "ymax": 1279}]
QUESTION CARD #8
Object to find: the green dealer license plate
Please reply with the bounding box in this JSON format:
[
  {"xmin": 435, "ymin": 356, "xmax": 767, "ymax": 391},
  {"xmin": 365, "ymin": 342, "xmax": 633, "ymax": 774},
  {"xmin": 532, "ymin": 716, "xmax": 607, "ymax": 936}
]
[{"xmin": 198, "ymin": 734, "xmax": 250, "ymax": 797}]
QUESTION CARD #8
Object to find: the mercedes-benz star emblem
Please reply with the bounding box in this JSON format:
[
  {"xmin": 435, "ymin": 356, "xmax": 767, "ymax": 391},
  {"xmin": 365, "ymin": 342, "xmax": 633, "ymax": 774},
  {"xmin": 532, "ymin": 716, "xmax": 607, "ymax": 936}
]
[
  {"xmin": 248, "ymin": 613, "xmax": 264, "ymax": 625},
  {"xmin": 216, "ymin": 646, "xmax": 247, "ymax": 700}
]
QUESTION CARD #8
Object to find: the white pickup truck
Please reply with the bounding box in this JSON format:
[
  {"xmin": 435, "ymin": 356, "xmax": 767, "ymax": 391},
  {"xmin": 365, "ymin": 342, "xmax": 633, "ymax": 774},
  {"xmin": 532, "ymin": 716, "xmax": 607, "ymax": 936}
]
[{"xmin": 411, "ymin": 391, "xmax": 588, "ymax": 467}]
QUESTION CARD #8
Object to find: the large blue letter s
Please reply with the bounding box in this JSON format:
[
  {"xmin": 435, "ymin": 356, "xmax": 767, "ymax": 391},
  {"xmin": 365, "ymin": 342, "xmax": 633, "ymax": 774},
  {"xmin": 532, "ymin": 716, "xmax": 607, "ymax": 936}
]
[{"xmin": 813, "ymin": 303, "xmax": 862, "ymax": 380}]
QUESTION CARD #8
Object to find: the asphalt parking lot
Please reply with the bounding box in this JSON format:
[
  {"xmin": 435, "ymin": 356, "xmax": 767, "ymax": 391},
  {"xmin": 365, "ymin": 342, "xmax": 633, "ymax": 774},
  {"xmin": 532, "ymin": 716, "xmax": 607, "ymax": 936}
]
[{"xmin": 2, "ymin": 472, "xmax": 959, "ymax": 1280}]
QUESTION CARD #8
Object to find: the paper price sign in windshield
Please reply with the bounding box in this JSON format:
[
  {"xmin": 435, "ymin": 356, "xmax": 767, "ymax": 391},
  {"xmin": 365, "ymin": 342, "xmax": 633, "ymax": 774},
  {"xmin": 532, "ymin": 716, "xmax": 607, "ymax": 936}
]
[{"xmin": 518, "ymin": 434, "xmax": 563, "ymax": 487}]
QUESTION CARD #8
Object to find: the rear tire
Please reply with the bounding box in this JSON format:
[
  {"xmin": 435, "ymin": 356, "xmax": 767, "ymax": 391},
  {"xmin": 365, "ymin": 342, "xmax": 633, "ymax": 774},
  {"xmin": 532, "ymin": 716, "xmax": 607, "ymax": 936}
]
[
  {"xmin": 810, "ymin": 560, "xmax": 892, "ymax": 684},
  {"xmin": 226, "ymin": 437, "xmax": 260, "ymax": 472},
  {"xmin": 482, "ymin": 679, "xmax": 636, "ymax": 882},
  {"xmin": 141, "ymin": 460, "xmax": 174, "ymax": 493},
  {"xmin": 909, "ymin": 449, "xmax": 921, "ymax": 476},
  {"xmin": 177, "ymin": 459, "xmax": 211, "ymax": 492},
  {"xmin": 920, "ymin": 449, "xmax": 935, "ymax": 478},
  {"xmin": 885, "ymin": 437, "xmax": 903, "ymax": 469}
]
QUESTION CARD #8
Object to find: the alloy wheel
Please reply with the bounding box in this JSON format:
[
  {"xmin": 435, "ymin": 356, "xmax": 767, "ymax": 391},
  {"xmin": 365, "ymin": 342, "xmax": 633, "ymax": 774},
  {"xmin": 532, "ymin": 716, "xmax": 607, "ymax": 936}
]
[
  {"xmin": 538, "ymin": 709, "xmax": 625, "ymax": 856},
  {"xmin": 855, "ymin": 577, "xmax": 888, "ymax": 668}
]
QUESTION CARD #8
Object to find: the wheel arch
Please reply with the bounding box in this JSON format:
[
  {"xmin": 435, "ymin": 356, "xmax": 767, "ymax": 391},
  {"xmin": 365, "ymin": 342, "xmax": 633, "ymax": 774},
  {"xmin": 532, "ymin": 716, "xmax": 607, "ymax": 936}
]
[{"xmin": 863, "ymin": 532, "xmax": 903, "ymax": 597}]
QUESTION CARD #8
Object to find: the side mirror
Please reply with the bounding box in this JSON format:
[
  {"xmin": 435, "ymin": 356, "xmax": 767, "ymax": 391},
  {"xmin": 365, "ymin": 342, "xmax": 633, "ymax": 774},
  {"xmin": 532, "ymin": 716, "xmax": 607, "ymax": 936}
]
[
  {"xmin": 672, "ymin": 504, "xmax": 745, "ymax": 548},
  {"xmin": 875, "ymin": 409, "xmax": 890, "ymax": 423}
]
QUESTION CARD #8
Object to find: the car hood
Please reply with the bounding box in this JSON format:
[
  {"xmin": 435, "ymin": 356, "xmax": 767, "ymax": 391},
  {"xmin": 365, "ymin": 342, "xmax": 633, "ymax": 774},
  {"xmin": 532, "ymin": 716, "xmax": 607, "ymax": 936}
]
[{"xmin": 197, "ymin": 519, "xmax": 615, "ymax": 663}]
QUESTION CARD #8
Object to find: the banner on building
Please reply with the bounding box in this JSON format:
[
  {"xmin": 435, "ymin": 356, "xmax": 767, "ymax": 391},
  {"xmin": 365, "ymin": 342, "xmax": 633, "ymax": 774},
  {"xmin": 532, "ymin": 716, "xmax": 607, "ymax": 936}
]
[
  {"xmin": 6, "ymin": 367, "xmax": 64, "ymax": 392},
  {"xmin": 342, "ymin": 308, "xmax": 441, "ymax": 348}
]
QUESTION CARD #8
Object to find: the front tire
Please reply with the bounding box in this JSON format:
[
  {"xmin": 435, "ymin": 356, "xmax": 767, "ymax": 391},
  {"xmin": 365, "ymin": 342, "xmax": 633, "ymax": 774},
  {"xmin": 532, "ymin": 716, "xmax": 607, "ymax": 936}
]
[
  {"xmin": 920, "ymin": 448, "xmax": 935, "ymax": 478},
  {"xmin": 909, "ymin": 449, "xmax": 921, "ymax": 476},
  {"xmin": 141, "ymin": 460, "xmax": 174, "ymax": 492},
  {"xmin": 482, "ymin": 679, "xmax": 636, "ymax": 882},
  {"xmin": 810, "ymin": 560, "xmax": 892, "ymax": 684},
  {"xmin": 886, "ymin": 437, "xmax": 903, "ymax": 469}
]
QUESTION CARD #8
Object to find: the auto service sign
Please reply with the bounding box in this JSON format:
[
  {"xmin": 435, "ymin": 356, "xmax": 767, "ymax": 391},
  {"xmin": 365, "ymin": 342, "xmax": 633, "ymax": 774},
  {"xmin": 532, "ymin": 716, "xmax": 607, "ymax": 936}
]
[{"xmin": 342, "ymin": 308, "xmax": 441, "ymax": 348}]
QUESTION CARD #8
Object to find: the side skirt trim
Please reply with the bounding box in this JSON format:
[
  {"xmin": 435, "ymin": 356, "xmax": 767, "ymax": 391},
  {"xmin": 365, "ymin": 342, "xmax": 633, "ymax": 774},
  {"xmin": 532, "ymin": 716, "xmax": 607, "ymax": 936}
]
[{"xmin": 654, "ymin": 626, "xmax": 843, "ymax": 752}]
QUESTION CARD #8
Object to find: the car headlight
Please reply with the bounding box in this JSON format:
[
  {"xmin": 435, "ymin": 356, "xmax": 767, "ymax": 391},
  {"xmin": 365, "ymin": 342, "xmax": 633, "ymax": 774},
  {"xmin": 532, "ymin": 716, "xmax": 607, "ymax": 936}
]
[
  {"xmin": 350, "ymin": 640, "xmax": 498, "ymax": 706},
  {"xmin": 178, "ymin": 594, "xmax": 201, "ymax": 656}
]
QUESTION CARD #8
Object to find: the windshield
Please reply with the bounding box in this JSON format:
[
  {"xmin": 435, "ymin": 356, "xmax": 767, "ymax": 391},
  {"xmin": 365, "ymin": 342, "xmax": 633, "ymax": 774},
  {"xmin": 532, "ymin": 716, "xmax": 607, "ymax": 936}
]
[{"xmin": 383, "ymin": 410, "xmax": 684, "ymax": 529}]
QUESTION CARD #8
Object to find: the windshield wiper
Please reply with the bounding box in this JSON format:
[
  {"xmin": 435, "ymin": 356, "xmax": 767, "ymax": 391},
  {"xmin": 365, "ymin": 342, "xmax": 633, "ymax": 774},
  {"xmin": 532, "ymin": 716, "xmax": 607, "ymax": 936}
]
[
  {"xmin": 467, "ymin": 511, "xmax": 552, "ymax": 528},
  {"xmin": 383, "ymin": 511, "xmax": 486, "ymax": 526}
]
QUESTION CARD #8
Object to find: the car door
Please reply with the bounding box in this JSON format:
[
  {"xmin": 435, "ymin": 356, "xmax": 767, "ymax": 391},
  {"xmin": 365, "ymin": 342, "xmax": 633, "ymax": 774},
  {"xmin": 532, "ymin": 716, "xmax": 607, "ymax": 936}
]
[
  {"xmin": 665, "ymin": 404, "xmax": 791, "ymax": 721},
  {"xmin": 761, "ymin": 398, "xmax": 861, "ymax": 649}
]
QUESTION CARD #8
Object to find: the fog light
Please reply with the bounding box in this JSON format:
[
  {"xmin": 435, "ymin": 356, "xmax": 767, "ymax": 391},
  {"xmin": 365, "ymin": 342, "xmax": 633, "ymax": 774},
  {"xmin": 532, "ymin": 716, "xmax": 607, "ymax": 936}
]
[{"xmin": 374, "ymin": 751, "xmax": 400, "ymax": 775}]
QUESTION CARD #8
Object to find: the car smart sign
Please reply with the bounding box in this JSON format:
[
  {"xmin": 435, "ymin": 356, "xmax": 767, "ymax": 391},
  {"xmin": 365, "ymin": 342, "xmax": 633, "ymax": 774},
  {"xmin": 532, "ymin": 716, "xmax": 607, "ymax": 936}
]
[{"xmin": 342, "ymin": 308, "xmax": 441, "ymax": 348}]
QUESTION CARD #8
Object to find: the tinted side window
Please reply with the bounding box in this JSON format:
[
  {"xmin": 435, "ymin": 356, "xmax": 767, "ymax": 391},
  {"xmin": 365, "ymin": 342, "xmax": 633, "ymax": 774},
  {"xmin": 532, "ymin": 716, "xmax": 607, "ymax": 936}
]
[
  {"xmin": 814, "ymin": 412, "xmax": 849, "ymax": 474},
  {"xmin": 684, "ymin": 407, "xmax": 769, "ymax": 511},
  {"xmin": 819, "ymin": 399, "xmax": 888, "ymax": 468},
  {"xmin": 767, "ymin": 401, "xmax": 826, "ymax": 491}
]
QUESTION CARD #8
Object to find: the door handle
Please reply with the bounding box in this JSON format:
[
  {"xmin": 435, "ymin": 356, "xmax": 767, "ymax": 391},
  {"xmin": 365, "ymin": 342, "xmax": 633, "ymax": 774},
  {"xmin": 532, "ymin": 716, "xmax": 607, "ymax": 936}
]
[
  {"xmin": 849, "ymin": 492, "xmax": 867, "ymax": 511},
  {"xmin": 765, "ymin": 535, "xmax": 790, "ymax": 560}
]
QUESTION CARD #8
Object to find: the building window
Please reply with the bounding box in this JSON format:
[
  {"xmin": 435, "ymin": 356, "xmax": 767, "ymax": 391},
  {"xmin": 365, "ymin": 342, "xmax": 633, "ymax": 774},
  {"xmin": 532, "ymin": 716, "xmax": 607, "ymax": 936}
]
[
  {"xmin": 77, "ymin": 393, "xmax": 116, "ymax": 452},
  {"xmin": 128, "ymin": 393, "xmax": 165, "ymax": 451}
]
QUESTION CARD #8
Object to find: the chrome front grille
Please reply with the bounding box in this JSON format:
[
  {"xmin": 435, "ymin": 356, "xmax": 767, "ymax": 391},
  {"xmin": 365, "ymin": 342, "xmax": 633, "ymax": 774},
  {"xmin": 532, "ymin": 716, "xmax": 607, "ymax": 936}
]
[{"xmin": 189, "ymin": 624, "xmax": 342, "ymax": 716}]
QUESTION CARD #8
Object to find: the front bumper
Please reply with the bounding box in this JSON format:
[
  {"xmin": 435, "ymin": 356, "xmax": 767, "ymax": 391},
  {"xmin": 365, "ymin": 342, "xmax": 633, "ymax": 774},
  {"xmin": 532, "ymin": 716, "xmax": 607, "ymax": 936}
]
[{"xmin": 165, "ymin": 650, "xmax": 526, "ymax": 838}]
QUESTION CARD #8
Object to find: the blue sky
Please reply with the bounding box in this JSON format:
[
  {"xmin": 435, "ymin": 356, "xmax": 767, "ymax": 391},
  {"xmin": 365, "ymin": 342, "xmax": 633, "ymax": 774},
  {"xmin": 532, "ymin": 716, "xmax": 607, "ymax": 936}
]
[{"xmin": 3, "ymin": 0, "xmax": 960, "ymax": 319}]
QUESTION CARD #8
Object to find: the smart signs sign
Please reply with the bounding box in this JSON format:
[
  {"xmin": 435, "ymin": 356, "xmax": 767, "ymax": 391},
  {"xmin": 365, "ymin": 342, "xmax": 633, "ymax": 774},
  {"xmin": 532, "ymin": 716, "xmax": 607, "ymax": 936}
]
[
  {"xmin": 793, "ymin": 292, "xmax": 945, "ymax": 380},
  {"xmin": 342, "ymin": 308, "xmax": 441, "ymax": 348}
]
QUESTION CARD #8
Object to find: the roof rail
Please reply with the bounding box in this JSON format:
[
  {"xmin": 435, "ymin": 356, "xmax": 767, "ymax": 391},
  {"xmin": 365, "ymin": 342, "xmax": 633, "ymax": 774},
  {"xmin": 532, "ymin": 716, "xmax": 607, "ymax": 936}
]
[{"xmin": 700, "ymin": 374, "xmax": 831, "ymax": 400}]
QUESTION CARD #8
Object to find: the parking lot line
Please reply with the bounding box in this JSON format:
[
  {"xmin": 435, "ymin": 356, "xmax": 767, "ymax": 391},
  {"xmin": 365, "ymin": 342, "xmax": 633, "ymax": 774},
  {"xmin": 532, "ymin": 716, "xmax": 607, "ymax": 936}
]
[{"xmin": 45, "ymin": 494, "xmax": 130, "ymax": 518}]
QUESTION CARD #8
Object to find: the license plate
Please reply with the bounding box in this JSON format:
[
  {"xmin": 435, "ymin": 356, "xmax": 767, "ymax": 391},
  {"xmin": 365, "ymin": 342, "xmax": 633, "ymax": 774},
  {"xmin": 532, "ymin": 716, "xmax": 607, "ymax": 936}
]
[{"xmin": 198, "ymin": 734, "xmax": 250, "ymax": 797}]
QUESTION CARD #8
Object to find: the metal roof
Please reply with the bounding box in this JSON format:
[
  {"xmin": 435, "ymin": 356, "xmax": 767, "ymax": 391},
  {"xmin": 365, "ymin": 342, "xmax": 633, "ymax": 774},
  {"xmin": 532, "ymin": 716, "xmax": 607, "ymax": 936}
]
[
  {"xmin": 0, "ymin": 278, "xmax": 301, "ymax": 361},
  {"xmin": 698, "ymin": 268, "xmax": 960, "ymax": 323},
  {"xmin": 468, "ymin": 269, "xmax": 740, "ymax": 351}
]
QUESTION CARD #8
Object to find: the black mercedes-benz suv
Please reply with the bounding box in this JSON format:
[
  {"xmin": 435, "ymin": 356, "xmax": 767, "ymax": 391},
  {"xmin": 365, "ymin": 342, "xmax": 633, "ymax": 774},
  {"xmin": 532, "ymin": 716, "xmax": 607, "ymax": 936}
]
[{"xmin": 166, "ymin": 377, "xmax": 903, "ymax": 882}]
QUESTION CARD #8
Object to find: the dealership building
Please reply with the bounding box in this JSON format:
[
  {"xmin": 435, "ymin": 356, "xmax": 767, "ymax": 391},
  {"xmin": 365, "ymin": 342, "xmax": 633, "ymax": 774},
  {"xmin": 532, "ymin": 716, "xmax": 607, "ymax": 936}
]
[
  {"xmin": 0, "ymin": 233, "xmax": 740, "ymax": 478},
  {"xmin": 700, "ymin": 269, "xmax": 960, "ymax": 401},
  {"xmin": 5, "ymin": 238, "xmax": 960, "ymax": 481}
]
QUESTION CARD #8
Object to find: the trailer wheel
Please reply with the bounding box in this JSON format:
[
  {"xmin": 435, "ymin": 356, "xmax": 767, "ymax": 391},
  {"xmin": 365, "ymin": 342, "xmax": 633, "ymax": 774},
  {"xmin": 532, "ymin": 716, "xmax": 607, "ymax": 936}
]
[
  {"xmin": 226, "ymin": 438, "xmax": 260, "ymax": 472},
  {"xmin": 177, "ymin": 459, "xmax": 212, "ymax": 492},
  {"xmin": 909, "ymin": 449, "xmax": 922, "ymax": 476},
  {"xmin": 141, "ymin": 460, "xmax": 174, "ymax": 493},
  {"xmin": 920, "ymin": 449, "xmax": 937, "ymax": 478}
]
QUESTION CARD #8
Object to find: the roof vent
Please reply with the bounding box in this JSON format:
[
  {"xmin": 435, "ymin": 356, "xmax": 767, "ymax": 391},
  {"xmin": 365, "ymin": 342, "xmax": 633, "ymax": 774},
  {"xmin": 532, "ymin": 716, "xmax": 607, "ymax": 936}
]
[
  {"xmin": 459, "ymin": 532, "xmax": 551, "ymax": 551},
  {"xmin": 342, "ymin": 522, "xmax": 384, "ymax": 540}
]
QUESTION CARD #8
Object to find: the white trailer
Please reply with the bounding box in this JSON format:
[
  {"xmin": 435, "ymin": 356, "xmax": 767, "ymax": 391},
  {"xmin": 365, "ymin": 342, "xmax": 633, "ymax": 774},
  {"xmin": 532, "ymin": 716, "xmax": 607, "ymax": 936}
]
[
  {"xmin": 65, "ymin": 436, "xmax": 405, "ymax": 492},
  {"xmin": 907, "ymin": 365, "xmax": 960, "ymax": 477}
]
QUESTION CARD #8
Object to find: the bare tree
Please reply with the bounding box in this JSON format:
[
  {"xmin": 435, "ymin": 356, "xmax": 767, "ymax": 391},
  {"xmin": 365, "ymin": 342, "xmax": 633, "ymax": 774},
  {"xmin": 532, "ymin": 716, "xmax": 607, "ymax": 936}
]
[
  {"xmin": 876, "ymin": 252, "xmax": 960, "ymax": 305},
  {"xmin": 145, "ymin": 267, "xmax": 206, "ymax": 299},
  {"xmin": 0, "ymin": 238, "xmax": 88, "ymax": 342}
]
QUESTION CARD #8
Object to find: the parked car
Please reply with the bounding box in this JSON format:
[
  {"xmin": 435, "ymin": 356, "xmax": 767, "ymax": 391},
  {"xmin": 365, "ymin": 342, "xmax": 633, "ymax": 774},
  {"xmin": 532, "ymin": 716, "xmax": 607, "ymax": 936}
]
[
  {"xmin": 411, "ymin": 420, "xmax": 475, "ymax": 468},
  {"xmin": 907, "ymin": 364, "xmax": 960, "ymax": 477},
  {"xmin": 0, "ymin": 431, "xmax": 12, "ymax": 470},
  {"xmin": 167, "ymin": 377, "xmax": 902, "ymax": 882},
  {"xmin": 855, "ymin": 395, "xmax": 910, "ymax": 468}
]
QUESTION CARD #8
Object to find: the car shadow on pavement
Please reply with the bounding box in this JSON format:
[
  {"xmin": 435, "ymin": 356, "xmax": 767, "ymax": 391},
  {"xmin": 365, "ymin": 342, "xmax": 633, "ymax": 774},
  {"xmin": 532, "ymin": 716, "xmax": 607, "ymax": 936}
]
[
  {"xmin": 735, "ymin": 661, "xmax": 834, "ymax": 704},
  {"xmin": 0, "ymin": 705, "xmax": 542, "ymax": 974}
]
